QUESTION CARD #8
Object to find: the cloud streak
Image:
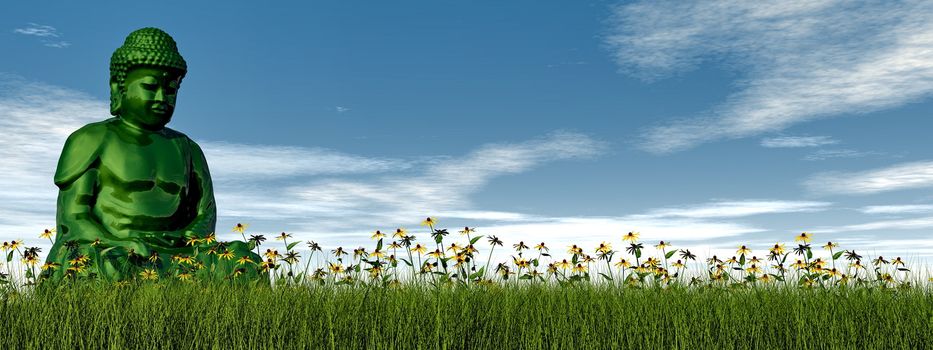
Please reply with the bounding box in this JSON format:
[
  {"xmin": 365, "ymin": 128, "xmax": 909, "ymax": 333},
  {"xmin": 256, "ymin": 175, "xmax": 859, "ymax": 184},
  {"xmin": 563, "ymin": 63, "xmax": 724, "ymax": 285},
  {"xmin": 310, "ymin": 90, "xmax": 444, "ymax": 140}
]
[
  {"xmin": 804, "ymin": 161, "xmax": 933, "ymax": 195},
  {"xmin": 605, "ymin": 1, "xmax": 933, "ymax": 153},
  {"xmin": 760, "ymin": 136, "xmax": 838, "ymax": 148}
]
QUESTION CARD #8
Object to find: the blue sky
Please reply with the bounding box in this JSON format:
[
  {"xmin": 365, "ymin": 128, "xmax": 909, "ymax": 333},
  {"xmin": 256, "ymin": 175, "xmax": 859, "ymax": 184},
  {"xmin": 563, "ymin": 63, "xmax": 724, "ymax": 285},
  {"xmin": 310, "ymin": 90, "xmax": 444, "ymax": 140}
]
[{"xmin": 3, "ymin": 1, "xmax": 933, "ymax": 271}]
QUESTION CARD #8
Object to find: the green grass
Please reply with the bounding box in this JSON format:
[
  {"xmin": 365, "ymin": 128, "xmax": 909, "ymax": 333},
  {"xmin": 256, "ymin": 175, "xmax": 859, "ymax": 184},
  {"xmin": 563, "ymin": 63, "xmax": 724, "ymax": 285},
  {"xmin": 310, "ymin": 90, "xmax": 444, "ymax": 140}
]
[{"xmin": 2, "ymin": 281, "xmax": 930, "ymax": 349}]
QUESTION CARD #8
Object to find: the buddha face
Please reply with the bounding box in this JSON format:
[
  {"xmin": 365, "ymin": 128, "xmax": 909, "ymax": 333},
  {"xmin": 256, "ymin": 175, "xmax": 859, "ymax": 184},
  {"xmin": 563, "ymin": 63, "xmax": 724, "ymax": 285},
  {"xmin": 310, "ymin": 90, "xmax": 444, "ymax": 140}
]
[{"xmin": 115, "ymin": 66, "xmax": 183, "ymax": 130}]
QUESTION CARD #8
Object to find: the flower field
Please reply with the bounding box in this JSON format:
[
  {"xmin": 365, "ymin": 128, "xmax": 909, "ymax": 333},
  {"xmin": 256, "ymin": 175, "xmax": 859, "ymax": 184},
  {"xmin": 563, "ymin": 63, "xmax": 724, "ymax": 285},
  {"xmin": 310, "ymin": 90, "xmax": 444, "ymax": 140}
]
[{"xmin": 0, "ymin": 217, "xmax": 931, "ymax": 348}]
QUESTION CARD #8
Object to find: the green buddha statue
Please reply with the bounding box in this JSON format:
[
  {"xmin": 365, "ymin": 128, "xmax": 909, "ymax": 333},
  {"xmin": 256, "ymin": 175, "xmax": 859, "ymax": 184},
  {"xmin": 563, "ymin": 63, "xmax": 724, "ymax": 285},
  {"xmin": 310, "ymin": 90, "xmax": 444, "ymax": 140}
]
[{"xmin": 41, "ymin": 28, "xmax": 266, "ymax": 284}]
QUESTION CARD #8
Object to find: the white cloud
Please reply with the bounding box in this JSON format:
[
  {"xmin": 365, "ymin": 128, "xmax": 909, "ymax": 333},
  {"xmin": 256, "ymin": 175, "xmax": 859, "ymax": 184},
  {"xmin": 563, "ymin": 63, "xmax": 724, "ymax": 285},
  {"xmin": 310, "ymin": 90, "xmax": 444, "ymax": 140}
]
[
  {"xmin": 859, "ymin": 204, "xmax": 933, "ymax": 215},
  {"xmin": 802, "ymin": 149, "xmax": 880, "ymax": 161},
  {"xmin": 627, "ymin": 200, "xmax": 831, "ymax": 220},
  {"xmin": 335, "ymin": 106, "xmax": 349, "ymax": 113},
  {"xmin": 760, "ymin": 136, "xmax": 838, "ymax": 148},
  {"xmin": 813, "ymin": 216, "xmax": 933, "ymax": 233},
  {"xmin": 13, "ymin": 23, "xmax": 59, "ymax": 37},
  {"xmin": 804, "ymin": 161, "xmax": 933, "ymax": 195},
  {"xmin": 605, "ymin": 1, "xmax": 933, "ymax": 153}
]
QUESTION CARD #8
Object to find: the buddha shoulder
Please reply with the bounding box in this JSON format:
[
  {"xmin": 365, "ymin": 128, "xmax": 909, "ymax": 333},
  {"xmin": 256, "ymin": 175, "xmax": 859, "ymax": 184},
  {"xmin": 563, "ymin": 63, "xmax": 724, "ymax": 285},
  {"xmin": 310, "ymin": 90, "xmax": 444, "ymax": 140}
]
[{"xmin": 53, "ymin": 119, "xmax": 114, "ymax": 189}]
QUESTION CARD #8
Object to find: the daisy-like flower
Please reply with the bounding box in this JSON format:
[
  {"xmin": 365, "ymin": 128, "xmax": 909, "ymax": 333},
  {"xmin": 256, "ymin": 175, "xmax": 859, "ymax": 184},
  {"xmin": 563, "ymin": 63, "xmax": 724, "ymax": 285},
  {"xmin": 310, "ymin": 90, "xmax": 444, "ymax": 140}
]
[
  {"xmin": 872, "ymin": 256, "xmax": 889, "ymax": 266},
  {"xmin": 275, "ymin": 232, "xmax": 292, "ymax": 241},
  {"xmin": 614, "ymin": 259, "xmax": 631, "ymax": 269},
  {"xmin": 332, "ymin": 247, "xmax": 347, "ymax": 257},
  {"xmin": 513, "ymin": 241, "xmax": 529, "ymax": 252},
  {"xmin": 369, "ymin": 249, "xmax": 385, "ymax": 259},
  {"xmin": 411, "ymin": 244, "xmax": 427, "ymax": 254},
  {"xmin": 596, "ymin": 242, "xmax": 612, "ymax": 254},
  {"xmin": 795, "ymin": 232, "xmax": 812, "ymax": 243},
  {"xmin": 556, "ymin": 259, "xmax": 571, "ymax": 270},
  {"xmin": 567, "ymin": 245, "xmax": 583, "ymax": 256},
  {"xmin": 749, "ymin": 256, "xmax": 761, "ymax": 264},
  {"xmin": 534, "ymin": 242, "xmax": 548, "ymax": 251},
  {"xmin": 849, "ymin": 260, "xmax": 865, "ymax": 270},
  {"xmin": 353, "ymin": 247, "xmax": 368, "ymax": 259},
  {"xmin": 233, "ymin": 223, "xmax": 249, "ymax": 233},
  {"xmin": 175, "ymin": 255, "xmax": 195, "ymax": 265},
  {"xmin": 758, "ymin": 274, "xmax": 772, "ymax": 283},
  {"xmin": 420, "ymin": 217, "xmax": 438, "ymax": 227},
  {"xmin": 736, "ymin": 245, "xmax": 751, "ymax": 256},
  {"xmin": 40, "ymin": 228, "xmax": 56, "ymax": 240},
  {"xmin": 371, "ymin": 230, "xmax": 385, "ymax": 240},
  {"xmin": 8, "ymin": 240, "xmax": 23, "ymax": 251},
  {"xmin": 1, "ymin": 242, "xmax": 9, "ymax": 251},
  {"xmin": 265, "ymin": 249, "xmax": 282, "ymax": 260},
  {"xmin": 644, "ymin": 257, "xmax": 660, "ymax": 267},
  {"xmin": 654, "ymin": 241, "xmax": 670, "ymax": 250},
  {"xmin": 792, "ymin": 260, "xmax": 807, "ymax": 270},
  {"xmin": 428, "ymin": 249, "xmax": 444, "ymax": 259},
  {"xmin": 822, "ymin": 241, "xmax": 838, "ymax": 250},
  {"xmin": 218, "ymin": 250, "xmax": 235, "ymax": 260},
  {"xmin": 41, "ymin": 262, "xmax": 61, "ymax": 271},
  {"xmin": 203, "ymin": 232, "xmax": 217, "ymax": 244},
  {"xmin": 185, "ymin": 236, "xmax": 202, "ymax": 247},
  {"xmin": 622, "ymin": 231, "xmax": 640, "ymax": 242},
  {"xmin": 825, "ymin": 268, "xmax": 842, "ymax": 278},
  {"xmin": 726, "ymin": 256, "xmax": 738, "ymax": 264},
  {"xmin": 746, "ymin": 264, "xmax": 761, "ymax": 274},
  {"xmin": 572, "ymin": 263, "xmax": 587, "ymax": 274},
  {"xmin": 178, "ymin": 272, "xmax": 192, "ymax": 281},
  {"xmin": 236, "ymin": 256, "xmax": 254, "ymax": 266},
  {"xmin": 140, "ymin": 269, "xmax": 158, "ymax": 280},
  {"xmin": 328, "ymin": 262, "xmax": 345, "ymax": 274},
  {"xmin": 393, "ymin": 228, "xmax": 407, "ymax": 238},
  {"xmin": 459, "ymin": 226, "xmax": 475, "ymax": 235},
  {"xmin": 672, "ymin": 260, "xmax": 685, "ymax": 269},
  {"xmin": 891, "ymin": 257, "xmax": 905, "ymax": 266},
  {"xmin": 769, "ymin": 243, "xmax": 786, "ymax": 255}
]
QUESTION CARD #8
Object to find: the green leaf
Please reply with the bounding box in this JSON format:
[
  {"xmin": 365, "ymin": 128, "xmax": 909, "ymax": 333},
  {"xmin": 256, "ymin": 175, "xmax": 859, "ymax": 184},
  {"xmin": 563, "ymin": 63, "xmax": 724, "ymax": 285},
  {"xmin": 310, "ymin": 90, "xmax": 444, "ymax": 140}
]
[
  {"xmin": 599, "ymin": 272, "xmax": 613, "ymax": 281},
  {"xmin": 897, "ymin": 268, "xmax": 910, "ymax": 272},
  {"xmin": 531, "ymin": 258, "xmax": 539, "ymax": 267},
  {"xmin": 519, "ymin": 275, "xmax": 532, "ymax": 280},
  {"xmin": 739, "ymin": 255, "xmax": 746, "ymax": 266},
  {"xmin": 470, "ymin": 235, "xmax": 483, "ymax": 245},
  {"xmin": 400, "ymin": 258, "xmax": 412, "ymax": 266},
  {"xmin": 469, "ymin": 267, "xmax": 485, "ymax": 279},
  {"xmin": 806, "ymin": 249, "xmax": 813, "ymax": 260},
  {"xmin": 375, "ymin": 238, "xmax": 383, "ymax": 252},
  {"xmin": 665, "ymin": 250, "xmax": 677, "ymax": 259},
  {"xmin": 287, "ymin": 241, "xmax": 300, "ymax": 251},
  {"xmin": 100, "ymin": 246, "xmax": 119, "ymax": 256},
  {"xmin": 6, "ymin": 250, "xmax": 12, "ymax": 263},
  {"xmin": 434, "ymin": 235, "xmax": 443, "ymax": 244},
  {"xmin": 572, "ymin": 254, "xmax": 579, "ymax": 264},
  {"xmin": 635, "ymin": 249, "xmax": 642, "ymax": 259},
  {"xmin": 832, "ymin": 251, "xmax": 844, "ymax": 260}
]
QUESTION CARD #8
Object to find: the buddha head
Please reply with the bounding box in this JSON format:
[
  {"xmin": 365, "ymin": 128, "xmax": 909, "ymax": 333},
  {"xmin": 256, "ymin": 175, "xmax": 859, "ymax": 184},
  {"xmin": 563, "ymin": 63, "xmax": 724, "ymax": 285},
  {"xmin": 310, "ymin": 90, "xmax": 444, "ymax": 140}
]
[{"xmin": 109, "ymin": 28, "xmax": 187, "ymax": 131}]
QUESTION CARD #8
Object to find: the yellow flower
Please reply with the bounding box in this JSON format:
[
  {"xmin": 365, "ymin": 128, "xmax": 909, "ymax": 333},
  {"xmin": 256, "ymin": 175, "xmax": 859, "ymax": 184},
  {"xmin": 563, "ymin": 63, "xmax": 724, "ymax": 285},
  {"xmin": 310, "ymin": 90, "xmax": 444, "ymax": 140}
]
[
  {"xmin": 0, "ymin": 242, "xmax": 9, "ymax": 251},
  {"xmin": 596, "ymin": 242, "xmax": 612, "ymax": 253},
  {"xmin": 736, "ymin": 245, "xmax": 751, "ymax": 256},
  {"xmin": 175, "ymin": 255, "xmax": 195, "ymax": 265},
  {"xmin": 459, "ymin": 226, "xmax": 475, "ymax": 235},
  {"xmin": 411, "ymin": 244, "xmax": 427, "ymax": 254},
  {"xmin": 185, "ymin": 236, "xmax": 202, "ymax": 246},
  {"xmin": 40, "ymin": 228, "xmax": 56, "ymax": 239},
  {"xmin": 140, "ymin": 269, "xmax": 158, "ymax": 280},
  {"xmin": 236, "ymin": 256, "xmax": 254, "ymax": 266},
  {"xmin": 556, "ymin": 259, "xmax": 571, "ymax": 270},
  {"xmin": 792, "ymin": 260, "xmax": 807, "ymax": 270},
  {"xmin": 534, "ymin": 242, "xmax": 548, "ymax": 251},
  {"xmin": 371, "ymin": 230, "xmax": 385, "ymax": 240},
  {"xmin": 393, "ymin": 228, "xmax": 407, "ymax": 238},
  {"xmin": 572, "ymin": 263, "xmax": 587, "ymax": 274},
  {"xmin": 745, "ymin": 264, "xmax": 761, "ymax": 274},
  {"xmin": 233, "ymin": 223, "xmax": 249, "ymax": 233},
  {"xmin": 795, "ymin": 232, "xmax": 812, "ymax": 243},
  {"xmin": 8, "ymin": 240, "xmax": 23, "ymax": 251},
  {"xmin": 428, "ymin": 249, "xmax": 444, "ymax": 259},
  {"xmin": 218, "ymin": 250, "xmax": 235, "ymax": 260},
  {"xmin": 749, "ymin": 256, "xmax": 761, "ymax": 264},
  {"xmin": 177, "ymin": 272, "xmax": 192, "ymax": 281},
  {"xmin": 264, "ymin": 249, "xmax": 281, "ymax": 260},
  {"xmin": 203, "ymin": 232, "xmax": 216, "ymax": 244},
  {"xmin": 420, "ymin": 217, "xmax": 438, "ymax": 227},
  {"xmin": 891, "ymin": 257, "xmax": 905, "ymax": 266},
  {"xmin": 567, "ymin": 244, "xmax": 583, "ymax": 256},
  {"xmin": 328, "ymin": 262, "xmax": 345, "ymax": 274},
  {"xmin": 370, "ymin": 249, "xmax": 385, "ymax": 259},
  {"xmin": 769, "ymin": 243, "xmax": 786, "ymax": 255},
  {"xmin": 825, "ymin": 268, "xmax": 841, "ymax": 278},
  {"xmin": 822, "ymin": 241, "xmax": 838, "ymax": 250},
  {"xmin": 672, "ymin": 260, "xmax": 685, "ymax": 269},
  {"xmin": 758, "ymin": 274, "xmax": 772, "ymax": 283},
  {"xmin": 614, "ymin": 259, "xmax": 631, "ymax": 269},
  {"xmin": 644, "ymin": 257, "xmax": 660, "ymax": 267},
  {"xmin": 275, "ymin": 232, "xmax": 292, "ymax": 241},
  {"xmin": 446, "ymin": 243, "xmax": 463, "ymax": 253},
  {"xmin": 41, "ymin": 262, "xmax": 61, "ymax": 271},
  {"xmin": 654, "ymin": 241, "xmax": 670, "ymax": 250},
  {"xmin": 849, "ymin": 260, "xmax": 864, "ymax": 270},
  {"xmin": 622, "ymin": 231, "xmax": 640, "ymax": 242}
]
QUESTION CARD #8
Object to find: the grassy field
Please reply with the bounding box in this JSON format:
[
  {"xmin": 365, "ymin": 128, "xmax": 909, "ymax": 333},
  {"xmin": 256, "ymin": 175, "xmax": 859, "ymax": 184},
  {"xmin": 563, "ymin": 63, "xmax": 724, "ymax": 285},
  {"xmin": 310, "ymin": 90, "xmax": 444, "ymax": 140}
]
[{"xmin": 1, "ymin": 281, "xmax": 930, "ymax": 349}]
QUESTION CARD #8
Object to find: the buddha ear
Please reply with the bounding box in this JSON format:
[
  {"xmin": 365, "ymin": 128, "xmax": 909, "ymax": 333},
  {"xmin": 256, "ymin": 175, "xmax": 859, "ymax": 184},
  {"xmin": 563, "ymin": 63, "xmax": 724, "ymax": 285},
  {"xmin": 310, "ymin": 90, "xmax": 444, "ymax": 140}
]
[{"xmin": 109, "ymin": 78, "xmax": 123, "ymax": 116}]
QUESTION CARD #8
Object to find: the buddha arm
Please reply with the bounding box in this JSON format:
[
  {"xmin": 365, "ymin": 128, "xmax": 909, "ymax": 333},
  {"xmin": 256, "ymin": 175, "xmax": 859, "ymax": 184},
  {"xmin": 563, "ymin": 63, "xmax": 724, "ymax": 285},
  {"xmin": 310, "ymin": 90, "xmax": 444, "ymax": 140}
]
[
  {"xmin": 181, "ymin": 139, "xmax": 217, "ymax": 240},
  {"xmin": 56, "ymin": 167, "xmax": 130, "ymax": 246}
]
